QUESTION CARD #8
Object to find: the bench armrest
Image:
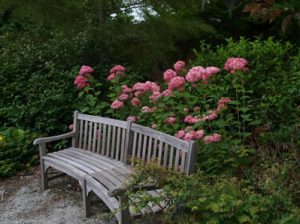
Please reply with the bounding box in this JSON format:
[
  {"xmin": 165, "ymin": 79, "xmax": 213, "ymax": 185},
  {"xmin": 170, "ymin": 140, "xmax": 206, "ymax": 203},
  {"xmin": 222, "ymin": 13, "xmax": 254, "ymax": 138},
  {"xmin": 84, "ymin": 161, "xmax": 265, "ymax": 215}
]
[
  {"xmin": 108, "ymin": 183, "xmax": 157, "ymax": 197},
  {"xmin": 33, "ymin": 131, "xmax": 76, "ymax": 145}
]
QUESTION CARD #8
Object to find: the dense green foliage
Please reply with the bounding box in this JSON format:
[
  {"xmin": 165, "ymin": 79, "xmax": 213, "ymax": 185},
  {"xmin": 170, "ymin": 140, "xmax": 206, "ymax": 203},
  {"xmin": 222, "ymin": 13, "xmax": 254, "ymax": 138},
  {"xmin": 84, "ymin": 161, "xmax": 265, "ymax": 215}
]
[
  {"xmin": 193, "ymin": 38, "xmax": 300, "ymax": 128},
  {"xmin": 0, "ymin": 128, "xmax": 39, "ymax": 178}
]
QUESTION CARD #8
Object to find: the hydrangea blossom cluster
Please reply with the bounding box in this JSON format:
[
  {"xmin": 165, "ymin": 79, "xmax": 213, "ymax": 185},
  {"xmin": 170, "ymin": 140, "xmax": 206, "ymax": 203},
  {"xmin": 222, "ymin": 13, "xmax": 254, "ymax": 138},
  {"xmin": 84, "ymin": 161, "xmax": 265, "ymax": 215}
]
[
  {"xmin": 204, "ymin": 133, "xmax": 222, "ymax": 144},
  {"xmin": 127, "ymin": 116, "xmax": 139, "ymax": 122},
  {"xmin": 183, "ymin": 97, "xmax": 231, "ymax": 124},
  {"xmin": 113, "ymin": 80, "xmax": 161, "ymax": 109},
  {"xmin": 185, "ymin": 66, "xmax": 220, "ymax": 83},
  {"xmin": 111, "ymin": 100, "xmax": 124, "ymax": 109},
  {"xmin": 176, "ymin": 129, "xmax": 205, "ymax": 141},
  {"xmin": 74, "ymin": 65, "xmax": 94, "ymax": 89},
  {"xmin": 174, "ymin": 60, "xmax": 185, "ymax": 71},
  {"xmin": 107, "ymin": 65, "xmax": 126, "ymax": 81},
  {"xmin": 224, "ymin": 57, "xmax": 248, "ymax": 73},
  {"xmin": 141, "ymin": 106, "xmax": 157, "ymax": 113}
]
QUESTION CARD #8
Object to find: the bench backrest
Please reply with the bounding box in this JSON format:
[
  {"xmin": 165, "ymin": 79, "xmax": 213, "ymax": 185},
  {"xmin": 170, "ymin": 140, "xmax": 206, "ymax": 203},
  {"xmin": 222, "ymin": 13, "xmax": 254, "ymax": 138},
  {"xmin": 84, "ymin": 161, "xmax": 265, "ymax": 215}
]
[
  {"xmin": 73, "ymin": 112, "xmax": 128, "ymax": 162},
  {"xmin": 124, "ymin": 123, "xmax": 197, "ymax": 174},
  {"xmin": 72, "ymin": 112, "xmax": 197, "ymax": 175}
]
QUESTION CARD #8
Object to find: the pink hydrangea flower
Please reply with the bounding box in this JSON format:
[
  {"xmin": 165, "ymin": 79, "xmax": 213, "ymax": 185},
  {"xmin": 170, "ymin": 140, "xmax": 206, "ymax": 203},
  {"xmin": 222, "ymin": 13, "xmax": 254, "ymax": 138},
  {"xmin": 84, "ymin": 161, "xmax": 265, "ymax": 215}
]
[
  {"xmin": 204, "ymin": 112, "xmax": 218, "ymax": 121},
  {"xmin": 107, "ymin": 65, "xmax": 126, "ymax": 81},
  {"xmin": 74, "ymin": 75, "xmax": 88, "ymax": 89},
  {"xmin": 122, "ymin": 85, "xmax": 132, "ymax": 94},
  {"xmin": 79, "ymin": 65, "xmax": 94, "ymax": 75},
  {"xmin": 107, "ymin": 73, "xmax": 117, "ymax": 81},
  {"xmin": 167, "ymin": 117, "xmax": 176, "ymax": 125},
  {"xmin": 134, "ymin": 91, "xmax": 144, "ymax": 97},
  {"xmin": 132, "ymin": 82, "xmax": 145, "ymax": 91},
  {"xmin": 146, "ymin": 81, "xmax": 161, "ymax": 92},
  {"xmin": 175, "ymin": 130, "xmax": 186, "ymax": 139},
  {"xmin": 127, "ymin": 116, "xmax": 138, "ymax": 122},
  {"xmin": 184, "ymin": 115, "xmax": 198, "ymax": 124},
  {"xmin": 224, "ymin": 57, "xmax": 248, "ymax": 73},
  {"xmin": 216, "ymin": 97, "xmax": 231, "ymax": 112},
  {"xmin": 111, "ymin": 100, "xmax": 124, "ymax": 109},
  {"xmin": 162, "ymin": 89, "xmax": 173, "ymax": 96},
  {"xmin": 174, "ymin": 61, "xmax": 185, "ymax": 71},
  {"xmin": 118, "ymin": 94, "xmax": 129, "ymax": 101},
  {"xmin": 184, "ymin": 131, "xmax": 195, "ymax": 141},
  {"xmin": 168, "ymin": 76, "xmax": 185, "ymax": 90},
  {"xmin": 204, "ymin": 133, "xmax": 222, "ymax": 144},
  {"xmin": 142, "ymin": 106, "xmax": 151, "ymax": 113},
  {"xmin": 218, "ymin": 97, "xmax": 231, "ymax": 105},
  {"xmin": 151, "ymin": 124, "xmax": 157, "ymax": 129},
  {"xmin": 186, "ymin": 66, "xmax": 206, "ymax": 83},
  {"xmin": 132, "ymin": 81, "xmax": 160, "ymax": 93},
  {"xmin": 194, "ymin": 130, "xmax": 204, "ymax": 140},
  {"xmin": 110, "ymin": 65, "xmax": 126, "ymax": 74},
  {"xmin": 163, "ymin": 69, "xmax": 177, "ymax": 82},
  {"xmin": 131, "ymin": 97, "xmax": 141, "ymax": 107},
  {"xmin": 149, "ymin": 91, "xmax": 162, "ymax": 101},
  {"xmin": 205, "ymin": 66, "xmax": 220, "ymax": 78}
]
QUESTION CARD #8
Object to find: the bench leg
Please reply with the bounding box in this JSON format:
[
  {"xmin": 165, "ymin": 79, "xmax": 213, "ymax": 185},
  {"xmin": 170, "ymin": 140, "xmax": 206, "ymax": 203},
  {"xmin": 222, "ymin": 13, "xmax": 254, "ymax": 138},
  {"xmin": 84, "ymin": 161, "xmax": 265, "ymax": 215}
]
[
  {"xmin": 40, "ymin": 162, "xmax": 48, "ymax": 191},
  {"xmin": 118, "ymin": 195, "xmax": 130, "ymax": 224},
  {"xmin": 82, "ymin": 180, "xmax": 91, "ymax": 217}
]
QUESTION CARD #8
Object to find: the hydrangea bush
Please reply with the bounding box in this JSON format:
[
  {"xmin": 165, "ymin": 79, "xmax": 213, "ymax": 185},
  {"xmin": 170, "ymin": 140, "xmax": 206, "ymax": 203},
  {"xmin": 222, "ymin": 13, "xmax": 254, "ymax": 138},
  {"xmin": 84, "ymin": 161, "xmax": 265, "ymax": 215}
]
[{"xmin": 74, "ymin": 57, "xmax": 250, "ymax": 149}]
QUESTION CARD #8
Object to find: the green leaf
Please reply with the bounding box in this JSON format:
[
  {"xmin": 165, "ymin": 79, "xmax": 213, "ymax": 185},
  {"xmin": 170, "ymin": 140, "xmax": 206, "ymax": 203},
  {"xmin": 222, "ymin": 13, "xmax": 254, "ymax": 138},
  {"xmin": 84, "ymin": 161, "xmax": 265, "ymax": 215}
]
[
  {"xmin": 248, "ymin": 120, "xmax": 262, "ymax": 126},
  {"xmin": 79, "ymin": 91, "xmax": 85, "ymax": 98},
  {"xmin": 229, "ymin": 100, "xmax": 240, "ymax": 105},
  {"xmin": 239, "ymin": 107, "xmax": 250, "ymax": 113},
  {"xmin": 238, "ymin": 215, "xmax": 251, "ymax": 223}
]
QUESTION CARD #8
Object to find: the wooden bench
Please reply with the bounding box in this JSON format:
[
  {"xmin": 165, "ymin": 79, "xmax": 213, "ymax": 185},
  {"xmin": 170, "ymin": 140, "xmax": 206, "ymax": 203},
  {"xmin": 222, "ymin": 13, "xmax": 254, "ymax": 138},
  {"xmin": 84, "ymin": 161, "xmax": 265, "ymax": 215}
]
[{"xmin": 33, "ymin": 112, "xmax": 197, "ymax": 224}]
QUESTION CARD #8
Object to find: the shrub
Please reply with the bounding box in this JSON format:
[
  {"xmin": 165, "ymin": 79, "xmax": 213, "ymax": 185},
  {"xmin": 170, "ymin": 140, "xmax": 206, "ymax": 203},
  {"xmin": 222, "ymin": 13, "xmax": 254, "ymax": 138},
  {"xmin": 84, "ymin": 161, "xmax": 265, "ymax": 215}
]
[
  {"xmin": 128, "ymin": 166, "xmax": 300, "ymax": 224},
  {"xmin": 0, "ymin": 27, "xmax": 116, "ymax": 133},
  {"xmin": 193, "ymin": 38, "xmax": 300, "ymax": 128},
  {"xmin": 0, "ymin": 128, "xmax": 39, "ymax": 178}
]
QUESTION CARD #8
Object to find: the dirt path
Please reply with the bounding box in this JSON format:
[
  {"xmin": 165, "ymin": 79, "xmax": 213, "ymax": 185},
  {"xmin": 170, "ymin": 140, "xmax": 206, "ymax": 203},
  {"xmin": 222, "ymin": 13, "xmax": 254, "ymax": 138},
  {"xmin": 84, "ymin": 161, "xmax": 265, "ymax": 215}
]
[{"xmin": 0, "ymin": 167, "xmax": 115, "ymax": 224}]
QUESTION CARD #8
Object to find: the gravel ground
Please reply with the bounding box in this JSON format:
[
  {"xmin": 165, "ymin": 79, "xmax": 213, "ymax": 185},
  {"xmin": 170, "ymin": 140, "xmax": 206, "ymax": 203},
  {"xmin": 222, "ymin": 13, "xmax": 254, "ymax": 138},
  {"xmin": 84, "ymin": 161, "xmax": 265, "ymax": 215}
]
[{"xmin": 0, "ymin": 167, "xmax": 116, "ymax": 224}]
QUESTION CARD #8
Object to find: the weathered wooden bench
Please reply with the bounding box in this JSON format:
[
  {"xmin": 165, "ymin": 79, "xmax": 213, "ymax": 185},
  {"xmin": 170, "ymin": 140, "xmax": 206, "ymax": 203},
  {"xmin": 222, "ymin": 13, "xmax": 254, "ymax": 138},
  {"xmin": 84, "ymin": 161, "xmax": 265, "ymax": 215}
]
[{"xmin": 33, "ymin": 112, "xmax": 197, "ymax": 224}]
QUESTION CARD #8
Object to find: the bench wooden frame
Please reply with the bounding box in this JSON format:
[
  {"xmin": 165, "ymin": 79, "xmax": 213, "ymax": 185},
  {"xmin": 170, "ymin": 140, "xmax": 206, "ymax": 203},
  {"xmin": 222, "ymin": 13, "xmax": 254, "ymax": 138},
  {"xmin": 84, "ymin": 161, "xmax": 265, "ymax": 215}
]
[{"xmin": 33, "ymin": 111, "xmax": 197, "ymax": 224}]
